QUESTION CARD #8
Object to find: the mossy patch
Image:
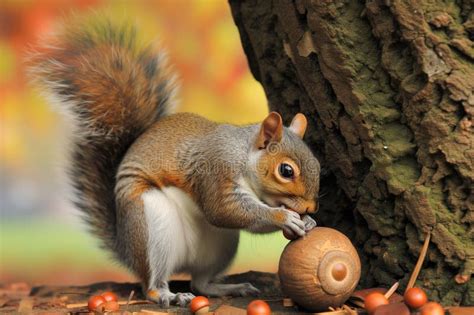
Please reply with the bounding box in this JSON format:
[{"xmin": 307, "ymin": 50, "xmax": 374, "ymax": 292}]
[{"xmin": 385, "ymin": 157, "xmax": 420, "ymax": 195}]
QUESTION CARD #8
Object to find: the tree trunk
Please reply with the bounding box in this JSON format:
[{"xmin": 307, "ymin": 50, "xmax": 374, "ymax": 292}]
[{"xmin": 229, "ymin": 0, "xmax": 473, "ymax": 305}]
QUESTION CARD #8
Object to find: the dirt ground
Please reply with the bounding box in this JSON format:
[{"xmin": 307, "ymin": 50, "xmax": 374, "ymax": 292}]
[
  {"xmin": 1, "ymin": 271, "xmax": 471, "ymax": 314},
  {"xmin": 0, "ymin": 272, "xmax": 312, "ymax": 314}
]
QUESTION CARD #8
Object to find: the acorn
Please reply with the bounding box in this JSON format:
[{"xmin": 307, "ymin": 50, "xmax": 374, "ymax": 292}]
[
  {"xmin": 278, "ymin": 227, "xmax": 361, "ymax": 312},
  {"xmin": 404, "ymin": 287, "xmax": 428, "ymax": 309},
  {"xmin": 364, "ymin": 292, "xmax": 389, "ymax": 314},
  {"xmin": 247, "ymin": 300, "xmax": 271, "ymax": 315},
  {"xmin": 101, "ymin": 291, "xmax": 118, "ymax": 303},
  {"xmin": 190, "ymin": 296, "xmax": 210, "ymax": 314},
  {"xmin": 420, "ymin": 302, "xmax": 444, "ymax": 315},
  {"xmin": 88, "ymin": 295, "xmax": 106, "ymax": 312},
  {"xmin": 103, "ymin": 300, "xmax": 120, "ymax": 312}
]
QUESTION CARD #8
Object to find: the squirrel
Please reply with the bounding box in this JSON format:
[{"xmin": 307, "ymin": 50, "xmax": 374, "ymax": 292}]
[{"xmin": 29, "ymin": 16, "xmax": 321, "ymax": 307}]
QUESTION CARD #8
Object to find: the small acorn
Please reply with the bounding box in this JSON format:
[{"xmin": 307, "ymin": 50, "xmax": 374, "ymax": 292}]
[
  {"xmin": 88, "ymin": 295, "xmax": 106, "ymax": 312},
  {"xmin": 190, "ymin": 296, "xmax": 210, "ymax": 314},
  {"xmin": 420, "ymin": 302, "xmax": 444, "ymax": 315},
  {"xmin": 364, "ymin": 292, "xmax": 389, "ymax": 314},
  {"xmin": 103, "ymin": 300, "xmax": 120, "ymax": 312},
  {"xmin": 247, "ymin": 300, "xmax": 271, "ymax": 315},
  {"xmin": 404, "ymin": 287, "xmax": 428, "ymax": 309},
  {"xmin": 101, "ymin": 291, "xmax": 118, "ymax": 303}
]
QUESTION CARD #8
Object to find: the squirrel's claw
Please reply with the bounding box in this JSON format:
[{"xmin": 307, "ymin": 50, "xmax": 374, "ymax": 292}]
[
  {"xmin": 302, "ymin": 215, "xmax": 317, "ymax": 231},
  {"xmin": 174, "ymin": 292, "xmax": 195, "ymax": 307},
  {"xmin": 236, "ymin": 282, "xmax": 260, "ymax": 296},
  {"xmin": 282, "ymin": 210, "xmax": 306, "ymax": 237},
  {"xmin": 147, "ymin": 289, "xmax": 195, "ymax": 308}
]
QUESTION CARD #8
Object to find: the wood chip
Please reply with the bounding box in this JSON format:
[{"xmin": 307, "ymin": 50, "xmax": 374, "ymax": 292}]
[
  {"xmin": 406, "ymin": 232, "xmax": 431, "ymax": 292},
  {"xmin": 283, "ymin": 298, "xmax": 294, "ymax": 307},
  {"xmin": 65, "ymin": 302, "xmax": 88, "ymax": 309},
  {"xmin": 17, "ymin": 298, "xmax": 34, "ymax": 313},
  {"xmin": 214, "ymin": 304, "xmax": 246, "ymax": 315},
  {"xmin": 0, "ymin": 297, "xmax": 9, "ymax": 308}
]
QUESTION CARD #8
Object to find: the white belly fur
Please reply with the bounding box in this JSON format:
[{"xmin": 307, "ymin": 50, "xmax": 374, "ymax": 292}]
[{"xmin": 142, "ymin": 187, "xmax": 239, "ymax": 286}]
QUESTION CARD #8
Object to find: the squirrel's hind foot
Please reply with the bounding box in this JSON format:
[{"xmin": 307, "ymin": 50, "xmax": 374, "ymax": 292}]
[
  {"xmin": 147, "ymin": 288, "xmax": 195, "ymax": 308},
  {"xmin": 231, "ymin": 282, "xmax": 261, "ymax": 297}
]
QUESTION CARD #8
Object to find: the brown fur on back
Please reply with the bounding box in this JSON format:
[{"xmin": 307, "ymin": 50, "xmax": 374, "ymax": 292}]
[{"xmin": 117, "ymin": 113, "xmax": 219, "ymax": 199}]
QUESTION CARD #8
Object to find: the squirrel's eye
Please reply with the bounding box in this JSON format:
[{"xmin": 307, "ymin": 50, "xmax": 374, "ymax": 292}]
[{"xmin": 279, "ymin": 163, "xmax": 294, "ymax": 179}]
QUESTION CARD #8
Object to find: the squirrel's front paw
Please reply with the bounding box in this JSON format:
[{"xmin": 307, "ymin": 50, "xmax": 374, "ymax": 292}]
[
  {"xmin": 302, "ymin": 214, "xmax": 317, "ymax": 231},
  {"xmin": 273, "ymin": 208, "xmax": 306, "ymax": 237}
]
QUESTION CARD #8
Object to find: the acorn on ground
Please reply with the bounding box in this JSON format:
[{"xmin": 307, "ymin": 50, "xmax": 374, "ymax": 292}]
[
  {"xmin": 190, "ymin": 296, "xmax": 210, "ymax": 314},
  {"xmin": 247, "ymin": 300, "xmax": 271, "ymax": 315}
]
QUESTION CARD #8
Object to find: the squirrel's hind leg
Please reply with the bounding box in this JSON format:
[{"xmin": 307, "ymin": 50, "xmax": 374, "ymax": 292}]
[
  {"xmin": 115, "ymin": 185, "xmax": 194, "ymax": 307},
  {"xmin": 189, "ymin": 228, "xmax": 260, "ymax": 297},
  {"xmin": 140, "ymin": 188, "xmax": 196, "ymax": 307}
]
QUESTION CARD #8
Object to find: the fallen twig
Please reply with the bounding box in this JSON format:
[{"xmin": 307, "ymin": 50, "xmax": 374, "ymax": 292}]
[
  {"xmin": 384, "ymin": 281, "xmax": 399, "ymax": 299},
  {"xmin": 406, "ymin": 231, "xmax": 431, "ymax": 292},
  {"xmin": 66, "ymin": 299, "xmax": 152, "ymax": 309},
  {"xmin": 126, "ymin": 290, "xmax": 135, "ymax": 312}
]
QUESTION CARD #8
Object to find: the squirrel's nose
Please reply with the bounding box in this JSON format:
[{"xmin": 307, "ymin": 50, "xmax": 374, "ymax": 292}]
[{"xmin": 303, "ymin": 200, "xmax": 317, "ymax": 214}]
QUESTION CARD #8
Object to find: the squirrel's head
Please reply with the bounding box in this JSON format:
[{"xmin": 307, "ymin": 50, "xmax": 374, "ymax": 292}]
[{"xmin": 248, "ymin": 112, "xmax": 320, "ymax": 215}]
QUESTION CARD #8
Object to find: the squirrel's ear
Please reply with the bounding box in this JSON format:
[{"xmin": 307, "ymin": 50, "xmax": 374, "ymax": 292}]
[
  {"xmin": 256, "ymin": 112, "xmax": 283, "ymax": 149},
  {"xmin": 289, "ymin": 113, "xmax": 307, "ymax": 139}
]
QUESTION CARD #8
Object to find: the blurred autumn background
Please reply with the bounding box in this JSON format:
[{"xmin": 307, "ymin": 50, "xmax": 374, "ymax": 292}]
[{"xmin": 0, "ymin": 0, "xmax": 287, "ymax": 286}]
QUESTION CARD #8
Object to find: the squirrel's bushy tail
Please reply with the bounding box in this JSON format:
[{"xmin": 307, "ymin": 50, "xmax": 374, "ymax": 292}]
[{"xmin": 29, "ymin": 16, "xmax": 178, "ymax": 251}]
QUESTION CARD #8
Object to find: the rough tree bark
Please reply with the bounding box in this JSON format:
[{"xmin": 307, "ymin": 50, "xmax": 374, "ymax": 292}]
[{"xmin": 229, "ymin": 0, "xmax": 473, "ymax": 305}]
